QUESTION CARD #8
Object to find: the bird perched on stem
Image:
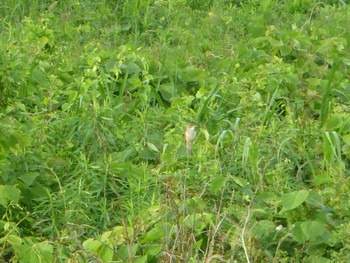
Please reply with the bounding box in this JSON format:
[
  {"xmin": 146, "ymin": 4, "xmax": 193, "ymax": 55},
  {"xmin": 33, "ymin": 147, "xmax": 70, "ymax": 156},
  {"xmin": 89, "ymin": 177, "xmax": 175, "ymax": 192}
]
[{"xmin": 185, "ymin": 123, "xmax": 196, "ymax": 154}]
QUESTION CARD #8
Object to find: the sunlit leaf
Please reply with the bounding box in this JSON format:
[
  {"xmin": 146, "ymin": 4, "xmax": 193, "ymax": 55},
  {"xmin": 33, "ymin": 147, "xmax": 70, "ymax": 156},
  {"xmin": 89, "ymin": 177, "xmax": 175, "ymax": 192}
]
[
  {"xmin": 7, "ymin": 235, "xmax": 22, "ymax": 246},
  {"xmin": 0, "ymin": 185, "xmax": 21, "ymax": 207},
  {"xmin": 135, "ymin": 255, "xmax": 148, "ymax": 263},
  {"xmin": 147, "ymin": 142, "xmax": 159, "ymax": 152},
  {"xmin": 280, "ymin": 190, "xmax": 309, "ymax": 213},
  {"xmin": 301, "ymin": 220, "xmax": 327, "ymax": 242}
]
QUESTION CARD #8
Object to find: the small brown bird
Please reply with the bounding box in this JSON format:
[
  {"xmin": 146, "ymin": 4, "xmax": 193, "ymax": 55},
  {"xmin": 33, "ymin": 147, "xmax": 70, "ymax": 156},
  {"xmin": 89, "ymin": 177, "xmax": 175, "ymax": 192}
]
[{"xmin": 185, "ymin": 123, "xmax": 196, "ymax": 154}]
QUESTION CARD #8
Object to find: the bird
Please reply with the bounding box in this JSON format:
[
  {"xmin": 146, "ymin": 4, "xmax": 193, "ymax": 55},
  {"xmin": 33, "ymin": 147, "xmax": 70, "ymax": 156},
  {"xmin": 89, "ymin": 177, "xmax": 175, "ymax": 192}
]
[{"xmin": 185, "ymin": 123, "xmax": 196, "ymax": 154}]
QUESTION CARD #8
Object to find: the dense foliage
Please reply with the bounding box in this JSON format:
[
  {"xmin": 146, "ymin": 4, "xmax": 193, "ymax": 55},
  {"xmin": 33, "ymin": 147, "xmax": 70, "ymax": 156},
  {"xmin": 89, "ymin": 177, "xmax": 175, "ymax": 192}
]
[{"xmin": 1, "ymin": 0, "xmax": 350, "ymax": 262}]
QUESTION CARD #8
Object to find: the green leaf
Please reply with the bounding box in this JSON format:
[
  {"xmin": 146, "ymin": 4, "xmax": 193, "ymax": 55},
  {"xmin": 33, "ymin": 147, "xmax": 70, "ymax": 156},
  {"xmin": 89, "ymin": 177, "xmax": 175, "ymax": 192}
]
[
  {"xmin": 292, "ymin": 222, "xmax": 306, "ymax": 243},
  {"xmin": 340, "ymin": 116, "xmax": 350, "ymax": 134},
  {"xmin": 7, "ymin": 235, "xmax": 22, "ymax": 246},
  {"xmin": 305, "ymin": 190, "xmax": 324, "ymax": 208},
  {"xmin": 210, "ymin": 175, "xmax": 225, "ymax": 193},
  {"xmin": 142, "ymin": 222, "xmax": 173, "ymax": 243},
  {"xmin": 280, "ymin": 190, "xmax": 309, "ymax": 213},
  {"xmin": 292, "ymin": 220, "xmax": 329, "ymax": 244},
  {"xmin": 143, "ymin": 244, "xmax": 162, "ymax": 256},
  {"xmin": 142, "ymin": 225, "xmax": 163, "ymax": 243},
  {"xmin": 279, "ymin": 45, "xmax": 292, "ymax": 56},
  {"xmin": 158, "ymin": 83, "xmax": 175, "ymax": 102},
  {"xmin": 301, "ymin": 221, "xmax": 330, "ymax": 244},
  {"xmin": 342, "ymin": 133, "xmax": 350, "ymax": 146},
  {"xmin": 180, "ymin": 66, "xmax": 206, "ymax": 83},
  {"xmin": 135, "ymin": 255, "xmax": 148, "ymax": 263},
  {"xmin": 20, "ymin": 172, "xmax": 39, "ymax": 187},
  {"xmin": 301, "ymin": 220, "xmax": 327, "ymax": 242},
  {"xmin": 33, "ymin": 242, "xmax": 53, "ymax": 263},
  {"xmin": 268, "ymin": 38, "xmax": 284, "ymax": 47},
  {"xmin": 83, "ymin": 238, "xmax": 102, "ymax": 252},
  {"xmin": 232, "ymin": 176, "xmax": 248, "ymax": 187},
  {"xmin": 17, "ymin": 244, "xmax": 38, "ymax": 263},
  {"xmin": 314, "ymin": 173, "xmax": 333, "ymax": 186},
  {"xmin": 303, "ymin": 255, "xmax": 332, "ymax": 263},
  {"xmin": 116, "ymin": 244, "xmax": 138, "ymax": 260},
  {"xmin": 252, "ymin": 220, "xmax": 276, "ymax": 242},
  {"xmin": 31, "ymin": 67, "xmax": 48, "ymax": 84},
  {"xmin": 252, "ymin": 208, "xmax": 270, "ymax": 219},
  {"xmin": 61, "ymin": 102, "xmax": 72, "ymax": 111},
  {"xmin": 98, "ymin": 242, "xmax": 114, "ymax": 262},
  {"xmin": 126, "ymin": 62, "xmax": 141, "ymax": 74},
  {"xmin": 0, "ymin": 185, "xmax": 21, "ymax": 207},
  {"xmin": 325, "ymin": 115, "xmax": 343, "ymax": 130},
  {"xmin": 147, "ymin": 142, "xmax": 159, "ymax": 152}
]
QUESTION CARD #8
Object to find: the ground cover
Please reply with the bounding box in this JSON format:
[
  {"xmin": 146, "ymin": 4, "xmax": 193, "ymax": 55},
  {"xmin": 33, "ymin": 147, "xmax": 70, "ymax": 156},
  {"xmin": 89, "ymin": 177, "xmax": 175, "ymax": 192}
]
[{"xmin": 1, "ymin": 0, "xmax": 350, "ymax": 262}]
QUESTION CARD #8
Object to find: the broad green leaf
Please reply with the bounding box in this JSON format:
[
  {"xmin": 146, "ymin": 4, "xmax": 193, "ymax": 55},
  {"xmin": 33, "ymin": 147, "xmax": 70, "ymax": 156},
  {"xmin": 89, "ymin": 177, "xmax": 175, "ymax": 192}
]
[
  {"xmin": 342, "ymin": 133, "xmax": 350, "ymax": 146},
  {"xmin": 126, "ymin": 62, "xmax": 141, "ymax": 74},
  {"xmin": 340, "ymin": 117, "xmax": 350, "ymax": 134},
  {"xmin": 301, "ymin": 220, "xmax": 327, "ymax": 242},
  {"xmin": 17, "ymin": 244, "xmax": 38, "ymax": 263},
  {"xmin": 117, "ymin": 244, "xmax": 138, "ymax": 260},
  {"xmin": 101, "ymin": 230, "xmax": 113, "ymax": 242},
  {"xmin": 143, "ymin": 244, "xmax": 162, "ymax": 256},
  {"xmin": 84, "ymin": 238, "xmax": 114, "ymax": 261},
  {"xmin": 291, "ymin": 222, "xmax": 306, "ymax": 243},
  {"xmin": 181, "ymin": 66, "xmax": 206, "ymax": 83},
  {"xmin": 268, "ymin": 38, "xmax": 284, "ymax": 47},
  {"xmin": 158, "ymin": 83, "xmax": 175, "ymax": 102},
  {"xmin": 142, "ymin": 222, "xmax": 173, "ymax": 243},
  {"xmin": 314, "ymin": 173, "xmax": 334, "ymax": 185},
  {"xmin": 279, "ymin": 45, "xmax": 292, "ymax": 56},
  {"xmin": 135, "ymin": 255, "xmax": 148, "ymax": 263},
  {"xmin": 142, "ymin": 225, "xmax": 163, "ymax": 243},
  {"xmin": 280, "ymin": 190, "xmax": 309, "ymax": 213},
  {"xmin": 342, "ymin": 57, "xmax": 350, "ymax": 66},
  {"xmin": 305, "ymin": 190, "xmax": 324, "ymax": 208},
  {"xmin": 7, "ymin": 235, "xmax": 22, "ymax": 246},
  {"xmin": 139, "ymin": 148, "xmax": 158, "ymax": 160},
  {"xmin": 252, "ymin": 208, "xmax": 270, "ymax": 219},
  {"xmin": 83, "ymin": 238, "xmax": 101, "ymax": 252},
  {"xmin": 292, "ymin": 221, "xmax": 329, "ymax": 244},
  {"xmin": 98, "ymin": 242, "xmax": 114, "ymax": 262},
  {"xmin": 61, "ymin": 103, "xmax": 72, "ymax": 111},
  {"xmin": 20, "ymin": 172, "xmax": 39, "ymax": 187},
  {"xmin": 303, "ymin": 255, "xmax": 331, "ymax": 263},
  {"xmin": 112, "ymin": 226, "xmax": 134, "ymax": 239},
  {"xmin": 33, "ymin": 242, "xmax": 53, "ymax": 263},
  {"xmin": 0, "ymin": 185, "xmax": 21, "ymax": 207}
]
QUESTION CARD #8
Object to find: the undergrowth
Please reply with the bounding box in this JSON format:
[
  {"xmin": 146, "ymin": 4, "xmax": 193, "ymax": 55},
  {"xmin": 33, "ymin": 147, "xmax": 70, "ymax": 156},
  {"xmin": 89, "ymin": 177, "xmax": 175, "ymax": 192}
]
[{"xmin": 1, "ymin": 0, "xmax": 350, "ymax": 262}]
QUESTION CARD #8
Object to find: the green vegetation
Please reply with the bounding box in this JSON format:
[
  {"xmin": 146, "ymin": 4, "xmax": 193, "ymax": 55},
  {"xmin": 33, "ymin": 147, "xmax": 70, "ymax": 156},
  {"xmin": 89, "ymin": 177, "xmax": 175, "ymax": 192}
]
[{"xmin": 1, "ymin": 0, "xmax": 350, "ymax": 262}]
